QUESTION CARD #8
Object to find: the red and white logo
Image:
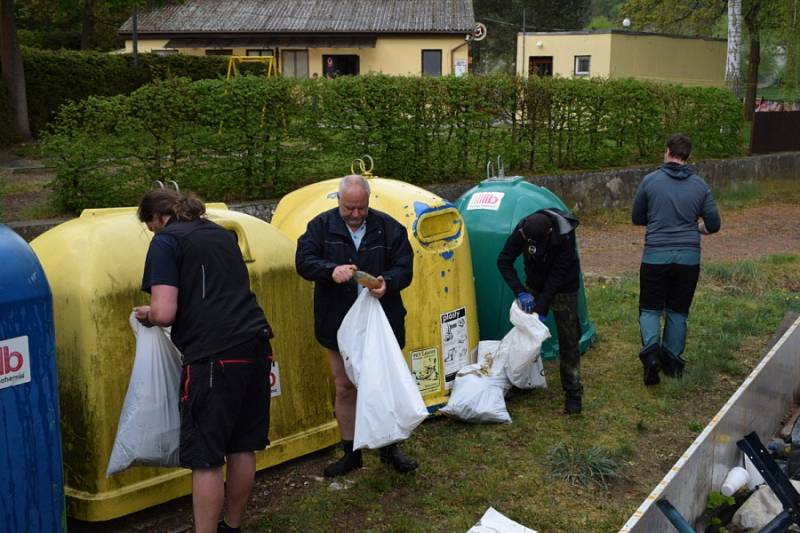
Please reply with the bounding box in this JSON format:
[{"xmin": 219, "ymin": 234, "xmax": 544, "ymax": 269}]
[
  {"xmin": 466, "ymin": 192, "xmax": 505, "ymax": 211},
  {"xmin": 0, "ymin": 336, "xmax": 31, "ymax": 390},
  {"xmin": 270, "ymin": 360, "xmax": 281, "ymax": 398}
]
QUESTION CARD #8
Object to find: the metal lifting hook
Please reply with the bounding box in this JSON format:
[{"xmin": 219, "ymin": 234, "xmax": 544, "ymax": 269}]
[
  {"xmin": 350, "ymin": 154, "xmax": 374, "ymax": 178},
  {"xmin": 151, "ymin": 180, "xmax": 180, "ymax": 192},
  {"xmin": 485, "ymin": 156, "xmax": 506, "ymax": 180}
]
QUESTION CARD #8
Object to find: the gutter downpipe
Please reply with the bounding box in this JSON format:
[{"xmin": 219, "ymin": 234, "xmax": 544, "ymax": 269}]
[{"xmin": 451, "ymin": 38, "xmax": 470, "ymax": 75}]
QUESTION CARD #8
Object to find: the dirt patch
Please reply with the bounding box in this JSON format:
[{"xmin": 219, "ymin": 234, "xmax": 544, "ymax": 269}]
[
  {"xmin": 580, "ymin": 203, "xmax": 800, "ymax": 275},
  {"xmin": 0, "ymin": 169, "xmax": 60, "ymax": 222},
  {"xmin": 67, "ymin": 450, "xmax": 335, "ymax": 533}
]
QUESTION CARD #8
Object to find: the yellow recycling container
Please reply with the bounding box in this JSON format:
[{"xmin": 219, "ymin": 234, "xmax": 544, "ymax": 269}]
[
  {"xmin": 30, "ymin": 205, "xmax": 338, "ymax": 521},
  {"xmin": 272, "ymin": 177, "xmax": 480, "ymax": 409}
]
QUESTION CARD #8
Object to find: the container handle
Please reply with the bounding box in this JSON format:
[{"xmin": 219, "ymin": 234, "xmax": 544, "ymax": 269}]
[
  {"xmin": 351, "ymin": 155, "xmax": 374, "ymax": 178},
  {"xmin": 215, "ymin": 220, "xmax": 254, "ymax": 263},
  {"xmin": 486, "ymin": 156, "xmax": 505, "ymax": 180}
]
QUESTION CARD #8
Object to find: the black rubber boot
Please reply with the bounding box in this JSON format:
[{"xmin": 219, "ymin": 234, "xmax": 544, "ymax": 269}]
[
  {"xmin": 379, "ymin": 443, "xmax": 418, "ymax": 473},
  {"xmin": 639, "ymin": 344, "xmax": 662, "ymax": 386},
  {"xmin": 323, "ymin": 440, "xmax": 363, "ymax": 478},
  {"xmin": 564, "ymin": 393, "xmax": 582, "ymax": 415},
  {"xmin": 659, "ymin": 348, "xmax": 685, "ymax": 379}
]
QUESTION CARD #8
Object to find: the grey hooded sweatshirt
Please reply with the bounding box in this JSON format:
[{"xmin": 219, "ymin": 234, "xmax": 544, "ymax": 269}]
[{"xmin": 632, "ymin": 162, "xmax": 721, "ymax": 257}]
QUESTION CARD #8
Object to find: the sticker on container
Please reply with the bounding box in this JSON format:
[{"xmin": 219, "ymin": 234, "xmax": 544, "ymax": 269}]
[
  {"xmin": 270, "ymin": 360, "xmax": 281, "ymax": 398},
  {"xmin": 0, "ymin": 336, "xmax": 31, "ymax": 390},
  {"xmin": 440, "ymin": 307, "xmax": 469, "ymax": 389},
  {"xmin": 466, "ymin": 192, "xmax": 505, "ymax": 211},
  {"xmin": 410, "ymin": 347, "xmax": 441, "ymax": 396}
]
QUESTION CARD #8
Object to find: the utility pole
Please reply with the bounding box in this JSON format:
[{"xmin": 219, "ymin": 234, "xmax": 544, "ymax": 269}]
[{"xmin": 521, "ymin": 7, "xmax": 526, "ymax": 77}]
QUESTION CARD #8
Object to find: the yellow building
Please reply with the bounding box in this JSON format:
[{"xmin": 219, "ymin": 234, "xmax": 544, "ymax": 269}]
[
  {"xmin": 119, "ymin": 0, "xmax": 475, "ymax": 77},
  {"xmin": 516, "ymin": 30, "xmax": 726, "ymax": 87}
]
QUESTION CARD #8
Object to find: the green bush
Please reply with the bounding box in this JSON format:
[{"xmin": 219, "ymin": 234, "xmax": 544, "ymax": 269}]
[
  {"xmin": 1, "ymin": 48, "xmax": 229, "ymax": 137},
  {"xmin": 42, "ymin": 74, "xmax": 745, "ymax": 212}
]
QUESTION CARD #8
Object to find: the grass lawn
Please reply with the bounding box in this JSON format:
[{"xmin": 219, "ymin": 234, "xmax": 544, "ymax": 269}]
[{"xmin": 254, "ymin": 255, "xmax": 800, "ymax": 532}]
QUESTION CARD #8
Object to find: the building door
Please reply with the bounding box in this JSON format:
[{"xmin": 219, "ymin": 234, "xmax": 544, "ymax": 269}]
[
  {"xmin": 282, "ymin": 50, "xmax": 309, "ymax": 78},
  {"xmin": 529, "ymin": 56, "xmax": 553, "ymax": 77},
  {"xmin": 322, "ymin": 55, "xmax": 360, "ymax": 78}
]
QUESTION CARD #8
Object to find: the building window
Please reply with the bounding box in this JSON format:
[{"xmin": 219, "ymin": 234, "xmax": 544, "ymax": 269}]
[
  {"xmin": 422, "ymin": 50, "xmax": 442, "ymax": 77},
  {"xmin": 246, "ymin": 49, "xmax": 273, "ymax": 57},
  {"xmin": 282, "ymin": 50, "xmax": 309, "ymax": 78},
  {"xmin": 529, "ymin": 56, "xmax": 553, "ymax": 77},
  {"xmin": 574, "ymin": 55, "xmax": 591, "ymax": 76},
  {"xmin": 151, "ymin": 49, "xmax": 177, "ymax": 57},
  {"xmin": 205, "ymin": 49, "xmax": 233, "ymax": 56},
  {"xmin": 322, "ymin": 55, "xmax": 360, "ymax": 78}
]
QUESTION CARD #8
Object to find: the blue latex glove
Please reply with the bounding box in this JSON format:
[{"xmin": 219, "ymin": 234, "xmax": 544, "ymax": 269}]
[
  {"xmin": 538, "ymin": 313, "xmax": 547, "ymax": 322},
  {"xmin": 517, "ymin": 292, "xmax": 535, "ymax": 314}
]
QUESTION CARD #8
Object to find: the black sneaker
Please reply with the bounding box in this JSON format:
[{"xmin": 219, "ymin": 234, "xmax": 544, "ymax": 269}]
[
  {"xmin": 564, "ymin": 395, "xmax": 582, "ymax": 415},
  {"xmin": 379, "ymin": 444, "xmax": 418, "ymax": 473}
]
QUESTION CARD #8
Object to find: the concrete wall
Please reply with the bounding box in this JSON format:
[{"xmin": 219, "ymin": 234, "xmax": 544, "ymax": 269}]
[
  {"xmin": 228, "ymin": 152, "xmax": 800, "ymax": 220},
  {"xmin": 515, "ymin": 31, "xmax": 726, "ymax": 87},
  {"xmin": 609, "ymin": 33, "xmax": 725, "ymax": 87},
  {"xmin": 9, "ymin": 152, "xmax": 800, "ymax": 242},
  {"xmin": 516, "ymin": 33, "xmax": 611, "ymax": 78},
  {"xmin": 124, "ymin": 35, "xmax": 470, "ymax": 77}
]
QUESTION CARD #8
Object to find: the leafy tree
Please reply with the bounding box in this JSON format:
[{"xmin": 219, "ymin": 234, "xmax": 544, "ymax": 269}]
[
  {"xmin": 473, "ymin": 0, "xmax": 593, "ymax": 73},
  {"xmin": 1, "ymin": 0, "xmax": 30, "ymax": 140},
  {"xmin": 620, "ymin": 0, "xmax": 794, "ymax": 118}
]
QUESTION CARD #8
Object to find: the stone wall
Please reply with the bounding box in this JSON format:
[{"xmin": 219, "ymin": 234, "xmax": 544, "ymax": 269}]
[
  {"xmin": 231, "ymin": 151, "xmax": 800, "ymax": 221},
  {"xmin": 8, "ymin": 152, "xmax": 799, "ymax": 240}
]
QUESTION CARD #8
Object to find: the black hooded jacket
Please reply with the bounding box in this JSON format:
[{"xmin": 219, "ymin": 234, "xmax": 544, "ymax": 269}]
[
  {"xmin": 497, "ymin": 208, "xmax": 581, "ymax": 315},
  {"xmin": 295, "ymin": 207, "xmax": 414, "ymax": 351}
]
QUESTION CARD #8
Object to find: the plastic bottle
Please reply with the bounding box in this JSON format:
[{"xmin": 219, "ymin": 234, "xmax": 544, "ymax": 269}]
[{"xmin": 721, "ymin": 466, "xmax": 750, "ymax": 497}]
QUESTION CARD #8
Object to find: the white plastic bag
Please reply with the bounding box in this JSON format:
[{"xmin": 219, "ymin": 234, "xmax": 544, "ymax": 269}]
[
  {"xmin": 467, "ymin": 507, "xmax": 537, "ymax": 533},
  {"xmin": 500, "ymin": 301, "xmax": 550, "ymax": 390},
  {"xmin": 439, "ymin": 341, "xmax": 512, "ymax": 424},
  {"xmin": 337, "ymin": 291, "xmax": 429, "ymax": 451},
  {"xmin": 106, "ymin": 313, "xmax": 183, "ymax": 476}
]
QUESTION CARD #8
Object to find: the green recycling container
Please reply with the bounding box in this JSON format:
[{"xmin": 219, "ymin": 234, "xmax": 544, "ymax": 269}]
[{"xmin": 454, "ymin": 176, "xmax": 595, "ymax": 359}]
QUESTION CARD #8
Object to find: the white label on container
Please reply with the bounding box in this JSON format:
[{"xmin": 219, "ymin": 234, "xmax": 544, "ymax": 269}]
[
  {"xmin": 410, "ymin": 347, "xmax": 441, "ymax": 396},
  {"xmin": 440, "ymin": 307, "xmax": 468, "ymax": 389},
  {"xmin": 466, "ymin": 192, "xmax": 505, "ymax": 211},
  {"xmin": 270, "ymin": 360, "xmax": 281, "ymax": 398},
  {"xmin": 0, "ymin": 336, "xmax": 31, "ymax": 390}
]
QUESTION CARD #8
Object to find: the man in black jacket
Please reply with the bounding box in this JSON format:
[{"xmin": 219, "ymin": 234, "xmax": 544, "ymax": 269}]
[
  {"xmin": 295, "ymin": 175, "xmax": 417, "ymax": 477},
  {"xmin": 497, "ymin": 208, "xmax": 584, "ymax": 415}
]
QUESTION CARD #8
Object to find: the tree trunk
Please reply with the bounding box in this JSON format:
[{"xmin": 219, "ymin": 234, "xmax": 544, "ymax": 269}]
[
  {"xmin": 726, "ymin": 0, "xmax": 743, "ymax": 95},
  {"xmin": 743, "ymin": 16, "xmax": 760, "ymax": 122},
  {"xmin": 0, "ymin": 0, "xmax": 31, "ymax": 140},
  {"xmin": 80, "ymin": 0, "xmax": 96, "ymax": 50}
]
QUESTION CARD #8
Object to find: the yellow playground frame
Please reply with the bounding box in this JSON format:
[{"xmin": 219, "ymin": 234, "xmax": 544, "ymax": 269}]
[{"xmin": 225, "ymin": 55, "xmax": 278, "ymax": 79}]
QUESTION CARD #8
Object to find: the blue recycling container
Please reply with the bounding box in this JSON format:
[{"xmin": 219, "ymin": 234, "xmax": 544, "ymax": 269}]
[{"xmin": 0, "ymin": 225, "xmax": 65, "ymax": 532}]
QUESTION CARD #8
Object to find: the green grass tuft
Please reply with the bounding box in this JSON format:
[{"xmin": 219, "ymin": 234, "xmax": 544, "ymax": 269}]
[{"xmin": 544, "ymin": 442, "xmax": 620, "ymax": 490}]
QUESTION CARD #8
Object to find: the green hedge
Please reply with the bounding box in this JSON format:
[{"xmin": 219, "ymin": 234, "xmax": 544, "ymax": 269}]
[
  {"xmin": 42, "ymin": 74, "xmax": 744, "ymax": 212},
  {"xmin": 0, "ymin": 48, "xmax": 230, "ymax": 138}
]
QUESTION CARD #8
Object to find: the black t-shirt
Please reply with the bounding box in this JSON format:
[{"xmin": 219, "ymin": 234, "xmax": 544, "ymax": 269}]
[
  {"xmin": 140, "ymin": 219, "xmax": 269, "ymax": 363},
  {"xmin": 141, "ymin": 233, "xmax": 180, "ymax": 292}
]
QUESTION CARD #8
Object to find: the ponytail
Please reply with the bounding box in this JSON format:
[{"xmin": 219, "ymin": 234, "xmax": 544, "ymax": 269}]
[{"xmin": 138, "ymin": 189, "xmax": 206, "ymax": 223}]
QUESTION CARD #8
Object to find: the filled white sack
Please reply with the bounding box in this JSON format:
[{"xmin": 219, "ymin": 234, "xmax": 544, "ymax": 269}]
[
  {"xmin": 500, "ymin": 301, "xmax": 550, "ymax": 390},
  {"xmin": 439, "ymin": 341, "xmax": 512, "ymax": 424},
  {"xmin": 338, "ymin": 291, "xmax": 429, "ymax": 450},
  {"xmin": 106, "ymin": 313, "xmax": 182, "ymax": 476},
  {"xmin": 467, "ymin": 507, "xmax": 537, "ymax": 533}
]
